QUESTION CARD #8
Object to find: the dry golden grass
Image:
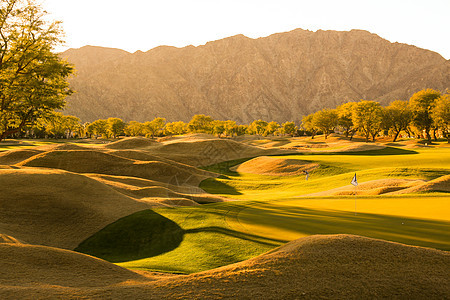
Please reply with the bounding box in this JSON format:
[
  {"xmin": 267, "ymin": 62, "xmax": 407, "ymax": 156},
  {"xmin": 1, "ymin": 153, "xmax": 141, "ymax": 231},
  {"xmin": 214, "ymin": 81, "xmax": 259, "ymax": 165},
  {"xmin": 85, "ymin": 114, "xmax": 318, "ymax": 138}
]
[
  {"xmin": 234, "ymin": 156, "xmax": 319, "ymax": 175},
  {"xmin": 0, "ymin": 168, "xmax": 157, "ymax": 249},
  {"xmin": 104, "ymin": 137, "xmax": 160, "ymax": 149},
  {"xmin": 0, "ymin": 234, "xmax": 22, "ymax": 244},
  {"xmin": 0, "ymin": 148, "xmax": 42, "ymax": 165},
  {"xmin": 1, "ymin": 235, "xmax": 448, "ymax": 299},
  {"xmin": 17, "ymin": 149, "xmax": 215, "ymax": 185},
  {"xmin": 305, "ymin": 176, "xmax": 450, "ymax": 197},
  {"xmin": 147, "ymin": 138, "xmax": 288, "ymax": 166},
  {"xmin": 387, "ymin": 175, "xmax": 450, "ymax": 194}
]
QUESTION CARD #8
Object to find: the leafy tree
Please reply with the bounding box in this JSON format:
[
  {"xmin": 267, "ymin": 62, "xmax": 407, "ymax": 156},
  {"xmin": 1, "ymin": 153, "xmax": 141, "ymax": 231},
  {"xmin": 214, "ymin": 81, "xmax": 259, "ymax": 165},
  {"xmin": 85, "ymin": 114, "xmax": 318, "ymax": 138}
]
[
  {"xmin": 312, "ymin": 109, "xmax": 338, "ymax": 139},
  {"xmin": 282, "ymin": 121, "xmax": 297, "ymax": 137},
  {"xmin": 223, "ymin": 120, "xmax": 237, "ymax": 137},
  {"xmin": 144, "ymin": 117, "xmax": 166, "ymax": 138},
  {"xmin": 188, "ymin": 114, "xmax": 214, "ymax": 133},
  {"xmin": 165, "ymin": 121, "xmax": 188, "ymax": 135},
  {"xmin": 212, "ymin": 120, "xmax": 226, "ymax": 137},
  {"xmin": 352, "ymin": 101, "xmax": 383, "ymax": 142},
  {"xmin": 0, "ymin": 0, "xmax": 74, "ymax": 141},
  {"xmin": 266, "ymin": 121, "xmax": 280, "ymax": 136},
  {"xmin": 409, "ymin": 89, "xmax": 441, "ymax": 143},
  {"xmin": 248, "ymin": 120, "xmax": 268, "ymax": 136},
  {"xmin": 124, "ymin": 121, "xmax": 145, "ymax": 136},
  {"xmin": 88, "ymin": 119, "xmax": 108, "ymax": 138},
  {"xmin": 432, "ymin": 94, "xmax": 450, "ymax": 143},
  {"xmin": 301, "ymin": 114, "xmax": 317, "ymax": 138},
  {"xmin": 337, "ymin": 102, "xmax": 357, "ymax": 139},
  {"xmin": 235, "ymin": 125, "xmax": 248, "ymax": 136},
  {"xmin": 107, "ymin": 118, "xmax": 125, "ymax": 138},
  {"xmin": 383, "ymin": 100, "xmax": 413, "ymax": 142},
  {"xmin": 41, "ymin": 112, "xmax": 80, "ymax": 139}
]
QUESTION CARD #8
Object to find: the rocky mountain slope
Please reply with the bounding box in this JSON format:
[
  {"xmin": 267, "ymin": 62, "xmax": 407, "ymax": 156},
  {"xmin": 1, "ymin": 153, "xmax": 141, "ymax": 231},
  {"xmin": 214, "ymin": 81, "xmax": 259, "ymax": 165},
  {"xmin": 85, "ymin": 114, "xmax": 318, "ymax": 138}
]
[{"xmin": 61, "ymin": 29, "xmax": 449, "ymax": 123}]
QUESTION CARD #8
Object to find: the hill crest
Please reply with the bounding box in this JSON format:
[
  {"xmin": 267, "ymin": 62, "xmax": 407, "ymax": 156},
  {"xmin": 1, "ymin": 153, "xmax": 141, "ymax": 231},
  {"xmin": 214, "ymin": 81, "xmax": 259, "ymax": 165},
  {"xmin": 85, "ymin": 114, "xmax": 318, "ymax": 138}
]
[{"xmin": 61, "ymin": 28, "xmax": 449, "ymax": 123}]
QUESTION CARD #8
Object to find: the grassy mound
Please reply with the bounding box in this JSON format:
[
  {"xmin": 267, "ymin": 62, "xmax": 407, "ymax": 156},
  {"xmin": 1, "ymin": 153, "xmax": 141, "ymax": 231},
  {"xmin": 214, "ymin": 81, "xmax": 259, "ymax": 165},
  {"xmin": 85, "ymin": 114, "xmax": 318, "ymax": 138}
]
[
  {"xmin": 18, "ymin": 150, "xmax": 214, "ymax": 185},
  {"xmin": 388, "ymin": 175, "xmax": 450, "ymax": 194},
  {"xmin": 306, "ymin": 178, "xmax": 426, "ymax": 196},
  {"xmin": 0, "ymin": 243, "xmax": 145, "ymax": 289},
  {"xmin": 158, "ymin": 235, "xmax": 450, "ymax": 299},
  {"xmin": 234, "ymin": 156, "xmax": 318, "ymax": 175},
  {"xmin": 75, "ymin": 210, "xmax": 184, "ymax": 262},
  {"xmin": 0, "ymin": 168, "xmax": 154, "ymax": 249},
  {"xmin": 148, "ymin": 138, "xmax": 286, "ymax": 166},
  {"xmin": 104, "ymin": 137, "xmax": 159, "ymax": 149},
  {"xmin": 2, "ymin": 235, "xmax": 448, "ymax": 299},
  {"xmin": 0, "ymin": 149, "xmax": 42, "ymax": 165}
]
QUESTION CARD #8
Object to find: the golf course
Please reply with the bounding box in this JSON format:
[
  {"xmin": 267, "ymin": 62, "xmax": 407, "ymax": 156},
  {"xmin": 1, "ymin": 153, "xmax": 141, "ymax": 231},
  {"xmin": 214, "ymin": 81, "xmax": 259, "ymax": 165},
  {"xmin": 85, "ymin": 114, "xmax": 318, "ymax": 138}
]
[
  {"xmin": 0, "ymin": 134, "xmax": 450, "ymax": 299},
  {"xmin": 0, "ymin": 134, "xmax": 449, "ymax": 298}
]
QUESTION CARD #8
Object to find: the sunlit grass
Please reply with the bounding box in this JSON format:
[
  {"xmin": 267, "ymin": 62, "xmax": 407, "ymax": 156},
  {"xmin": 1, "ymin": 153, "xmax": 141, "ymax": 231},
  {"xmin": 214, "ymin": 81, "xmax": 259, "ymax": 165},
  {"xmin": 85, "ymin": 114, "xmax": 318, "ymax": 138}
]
[{"xmin": 71, "ymin": 144, "xmax": 450, "ymax": 274}]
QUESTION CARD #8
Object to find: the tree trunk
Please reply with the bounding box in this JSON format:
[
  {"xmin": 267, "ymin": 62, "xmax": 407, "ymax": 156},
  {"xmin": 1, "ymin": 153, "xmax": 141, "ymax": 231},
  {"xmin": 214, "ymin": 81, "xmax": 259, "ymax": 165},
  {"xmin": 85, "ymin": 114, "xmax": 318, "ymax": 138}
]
[
  {"xmin": 425, "ymin": 130, "xmax": 432, "ymax": 144},
  {"xmin": 393, "ymin": 131, "xmax": 400, "ymax": 142},
  {"xmin": 433, "ymin": 128, "xmax": 438, "ymax": 141}
]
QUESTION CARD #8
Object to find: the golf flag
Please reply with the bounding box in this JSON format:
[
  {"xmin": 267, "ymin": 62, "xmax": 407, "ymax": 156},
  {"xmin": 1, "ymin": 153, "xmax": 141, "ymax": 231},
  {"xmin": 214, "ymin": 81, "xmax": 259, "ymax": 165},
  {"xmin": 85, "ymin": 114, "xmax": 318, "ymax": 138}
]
[
  {"xmin": 304, "ymin": 170, "xmax": 309, "ymax": 181},
  {"xmin": 351, "ymin": 173, "xmax": 358, "ymax": 186}
]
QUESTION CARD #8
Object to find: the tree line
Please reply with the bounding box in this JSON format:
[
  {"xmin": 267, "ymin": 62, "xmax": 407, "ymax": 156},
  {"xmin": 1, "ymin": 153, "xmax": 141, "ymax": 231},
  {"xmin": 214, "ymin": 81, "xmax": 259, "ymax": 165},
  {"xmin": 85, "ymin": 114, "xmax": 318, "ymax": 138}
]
[
  {"xmin": 12, "ymin": 88, "xmax": 449, "ymax": 143},
  {"xmin": 302, "ymin": 89, "xmax": 449, "ymax": 143},
  {"xmin": 1, "ymin": 2, "xmax": 448, "ymax": 144}
]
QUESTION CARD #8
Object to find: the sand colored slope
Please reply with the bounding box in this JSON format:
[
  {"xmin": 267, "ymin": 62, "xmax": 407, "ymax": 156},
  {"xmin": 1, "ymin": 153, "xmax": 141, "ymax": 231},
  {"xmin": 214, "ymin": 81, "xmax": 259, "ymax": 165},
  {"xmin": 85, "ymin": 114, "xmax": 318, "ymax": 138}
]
[
  {"xmin": 17, "ymin": 150, "xmax": 215, "ymax": 185},
  {"xmin": 148, "ymin": 138, "xmax": 287, "ymax": 166},
  {"xmin": 1, "ymin": 235, "xmax": 448, "ymax": 299},
  {"xmin": 0, "ymin": 148, "xmax": 42, "ymax": 165},
  {"xmin": 234, "ymin": 156, "xmax": 318, "ymax": 175},
  {"xmin": 305, "ymin": 176, "xmax": 450, "ymax": 197},
  {"xmin": 104, "ymin": 137, "xmax": 160, "ymax": 149},
  {"xmin": 386, "ymin": 175, "xmax": 450, "ymax": 194},
  {"xmin": 154, "ymin": 234, "xmax": 449, "ymax": 299},
  {"xmin": 0, "ymin": 243, "xmax": 147, "ymax": 289},
  {"xmin": 0, "ymin": 234, "xmax": 22, "ymax": 244},
  {"xmin": 0, "ymin": 168, "xmax": 157, "ymax": 249},
  {"xmin": 90, "ymin": 176, "xmax": 226, "ymax": 204},
  {"xmin": 36, "ymin": 143, "xmax": 92, "ymax": 151},
  {"xmin": 305, "ymin": 178, "xmax": 426, "ymax": 196}
]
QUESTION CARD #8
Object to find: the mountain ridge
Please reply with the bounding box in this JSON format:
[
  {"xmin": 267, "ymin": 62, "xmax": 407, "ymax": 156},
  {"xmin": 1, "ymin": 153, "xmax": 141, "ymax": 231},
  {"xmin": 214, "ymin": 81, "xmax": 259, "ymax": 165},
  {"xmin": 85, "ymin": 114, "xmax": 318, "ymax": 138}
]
[{"xmin": 60, "ymin": 28, "xmax": 449, "ymax": 123}]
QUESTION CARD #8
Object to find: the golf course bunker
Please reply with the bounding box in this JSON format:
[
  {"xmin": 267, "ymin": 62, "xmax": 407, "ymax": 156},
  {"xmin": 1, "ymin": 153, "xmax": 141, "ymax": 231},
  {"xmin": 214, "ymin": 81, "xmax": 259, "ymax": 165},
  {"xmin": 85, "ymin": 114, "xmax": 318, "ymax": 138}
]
[{"xmin": 234, "ymin": 156, "xmax": 319, "ymax": 175}]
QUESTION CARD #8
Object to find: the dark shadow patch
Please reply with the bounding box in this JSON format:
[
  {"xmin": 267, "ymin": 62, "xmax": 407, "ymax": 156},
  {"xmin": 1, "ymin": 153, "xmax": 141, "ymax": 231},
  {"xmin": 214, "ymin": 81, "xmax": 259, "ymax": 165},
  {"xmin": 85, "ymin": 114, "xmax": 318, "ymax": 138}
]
[
  {"xmin": 75, "ymin": 210, "xmax": 184, "ymax": 262},
  {"xmin": 200, "ymin": 178, "xmax": 242, "ymax": 195},
  {"xmin": 330, "ymin": 147, "xmax": 418, "ymax": 156}
]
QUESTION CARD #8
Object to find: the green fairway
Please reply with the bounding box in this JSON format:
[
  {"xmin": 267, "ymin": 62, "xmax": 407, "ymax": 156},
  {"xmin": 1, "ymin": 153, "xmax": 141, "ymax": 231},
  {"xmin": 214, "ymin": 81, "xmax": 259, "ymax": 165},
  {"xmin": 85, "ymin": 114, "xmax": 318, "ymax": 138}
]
[{"xmin": 73, "ymin": 145, "xmax": 450, "ymax": 274}]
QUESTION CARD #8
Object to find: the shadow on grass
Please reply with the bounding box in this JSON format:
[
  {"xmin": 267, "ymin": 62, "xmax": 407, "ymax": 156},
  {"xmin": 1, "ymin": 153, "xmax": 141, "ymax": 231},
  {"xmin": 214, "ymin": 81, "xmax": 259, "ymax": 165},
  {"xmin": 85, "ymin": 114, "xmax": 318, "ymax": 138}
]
[
  {"xmin": 238, "ymin": 203, "xmax": 450, "ymax": 251},
  {"xmin": 185, "ymin": 226, "xmax": 287, "ymax": 246},
  {"xmin": 75, "ymin": 210, "xmax": 184, "ymax": 263},
  {"xmin": 200, "ymin": 177, "xmax": 242, "ymax": 195},
  {"xmin": 75, "ymin": 208, "xmax": 283, "ymax": 263},
  {"xmin": 328, "ymin": 146, "xmax": 418, "ymax": 156}
]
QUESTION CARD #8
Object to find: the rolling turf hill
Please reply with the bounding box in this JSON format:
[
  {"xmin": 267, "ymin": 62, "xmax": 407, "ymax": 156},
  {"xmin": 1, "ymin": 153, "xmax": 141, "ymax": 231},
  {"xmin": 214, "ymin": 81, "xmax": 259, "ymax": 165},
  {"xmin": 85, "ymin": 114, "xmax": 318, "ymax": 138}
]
[{"xmin": 0, "ymin": 135, "xmax": 449, "ymax": 298}]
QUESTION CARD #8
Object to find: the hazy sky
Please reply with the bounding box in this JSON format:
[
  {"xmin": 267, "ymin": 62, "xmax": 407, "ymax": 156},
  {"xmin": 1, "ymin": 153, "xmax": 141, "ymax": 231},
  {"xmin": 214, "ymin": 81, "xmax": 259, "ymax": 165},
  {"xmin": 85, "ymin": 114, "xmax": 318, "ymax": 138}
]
[{"xmin": 42, "ymin": 0, "xmax": 450, "ymax": 59}]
